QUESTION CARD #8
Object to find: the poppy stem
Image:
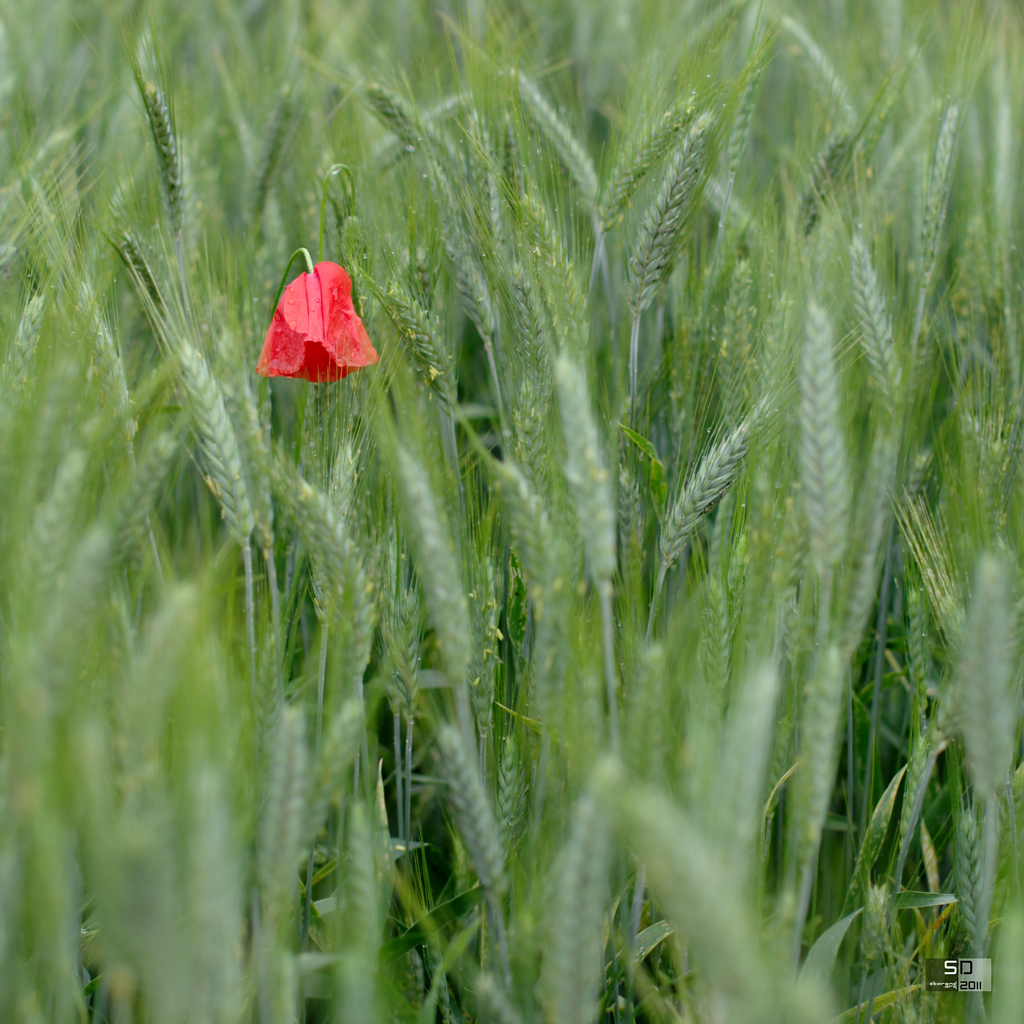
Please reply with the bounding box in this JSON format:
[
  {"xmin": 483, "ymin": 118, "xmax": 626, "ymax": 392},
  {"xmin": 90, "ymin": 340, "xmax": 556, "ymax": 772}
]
[
  {"xmin": 318, "ymin": 164, "xmax": 353, "ymax": 263},
  {"xmin": 270, "ymin": 248, "xmax": 316, "ymax": 316}
]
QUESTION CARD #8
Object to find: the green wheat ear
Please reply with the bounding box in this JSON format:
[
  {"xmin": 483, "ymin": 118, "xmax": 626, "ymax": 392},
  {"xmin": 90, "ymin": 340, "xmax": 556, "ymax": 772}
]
[
  {"xmin": 540, "ymin": 786, "xmax": 612, "ymax": 1024},
  {"xmin": 376, "ymin": 284, "xmax": 457, "ymax": 409},
  {"xmin": 799, "ymin": 300, "xmax": 848, "ymax": 581},
  {"xmin": 627, "ymin": 112, "xmax": 712, "ymax": 316},
  {"xmin": 251, "ymin": 82, "xmax": 293, "ymax": 225},
  {"xmin": 850, "ymin": 233, "xmax": 899, "ymax": 417},
  {"xmin": 137, "ymin": 77, "xmax": 184, "ymax": 237},
  {"xmin": 554, "ymin": 355, "xmax": 615, "ymax": 585},
  {"xmin": 517, "ymin": 70, "xmax": 599, "ymax": 211},
  {"xmin": 658, "ymin": 395, "xmax": 765, "ymax": 588},
  {"xmin": 392, "ymin": 439, "xmax": 472, "ymax": 705}
]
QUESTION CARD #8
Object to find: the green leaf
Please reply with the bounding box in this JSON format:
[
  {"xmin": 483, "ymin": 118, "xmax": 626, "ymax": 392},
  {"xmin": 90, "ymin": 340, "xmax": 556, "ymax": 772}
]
[
  {"xmin": 892, "ymin": 890, "xmax": 957, "ymax": 910},
  {"xmin": 620, "ymin": 423, "xmax": 668, "ymax": 517},
  {"xmin": 620, "ymin": 423, "xmax": 660, "ymax": 463},
  {"xmin": 842, "ymin": 766, "xmax": 906, "ymax": 915},
  {"xmin": 827, "ymin": 985, "xmax": 921, "ymax": 1023},
  {"xmin": 634, "ymin": 920, "xmax": 674, "ymax": 964},
  {"xmin": 418, "ymin": 914, "xmax": 481, "ymax": 1024},
  {"xmin": 507, "ymin": 550, "xmax": 528, "ymax": 650},
  {"xmin": 798, "ymin": 908, "xmax": 862, "ymax": 986},
  {"xmin": 379, "ymin": 886, "xmax": 487, "ymax": 963},
  {"xmin": 391, "ymin": 837, "xmax": 426, "ymax": 861}
]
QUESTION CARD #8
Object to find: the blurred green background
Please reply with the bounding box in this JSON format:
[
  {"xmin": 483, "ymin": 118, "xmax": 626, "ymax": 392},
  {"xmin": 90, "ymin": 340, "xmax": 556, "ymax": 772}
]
[{"xmin": 1, "ymin": 1, "xmax": 1023, "ymax": 1022}]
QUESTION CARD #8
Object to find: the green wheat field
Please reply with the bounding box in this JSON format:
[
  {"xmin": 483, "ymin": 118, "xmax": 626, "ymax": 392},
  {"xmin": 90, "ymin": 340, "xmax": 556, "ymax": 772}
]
[{"xmin": 1, "ymin": 1, "xmax": 1023, "ymax": 1021}]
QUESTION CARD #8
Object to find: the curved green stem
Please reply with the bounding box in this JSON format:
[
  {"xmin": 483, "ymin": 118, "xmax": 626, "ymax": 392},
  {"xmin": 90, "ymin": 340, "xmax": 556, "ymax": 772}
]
[
  {"xmin": 270, "ymin": 248, "xmax": 315, "ymax": 315},
  {"xmin": 318, "ymin": 163, "xmax": 355, "ymax": 262}
]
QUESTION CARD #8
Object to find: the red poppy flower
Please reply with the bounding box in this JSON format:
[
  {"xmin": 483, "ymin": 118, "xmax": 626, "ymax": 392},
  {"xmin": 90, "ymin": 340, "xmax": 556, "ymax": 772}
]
[{"xmin": 256, "ymin": 261, "xmax": 378, "ymax": 382}]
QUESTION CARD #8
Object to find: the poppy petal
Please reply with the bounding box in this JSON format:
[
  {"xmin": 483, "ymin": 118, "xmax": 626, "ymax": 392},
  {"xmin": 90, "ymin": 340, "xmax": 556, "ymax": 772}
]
[
  {"xmin": 316, "ymin": 262, "xmax": 379, "ymax": 369},
  {"xmin": 256, "ymin": 307, "xmax": 307, "ymax": 377},
  {"xmin": 277, "ymin": 273, "xmax": 312, "ymax": 338},
  {"xmin": 256, "ymin": 261, "xmax": 376, "ymax": 381},
  {"xmin": 304, "ymin": 270, "xmax": 326, "ymax": 346},
  {"xmin": 298, "ymin": 339, "xmax": 345, "ymax": 382}
]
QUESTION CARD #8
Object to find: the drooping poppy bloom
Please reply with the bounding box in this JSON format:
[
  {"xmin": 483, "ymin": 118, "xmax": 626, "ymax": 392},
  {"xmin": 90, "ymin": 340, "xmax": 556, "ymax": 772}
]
[{"xmin": 256, "ymin": 261, "xmax": 378, "ymax": 382}]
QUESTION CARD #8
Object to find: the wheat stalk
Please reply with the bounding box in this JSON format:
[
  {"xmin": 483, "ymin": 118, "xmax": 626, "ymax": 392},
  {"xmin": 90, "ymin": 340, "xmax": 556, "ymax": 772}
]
[
  {"xmin": 554, "ymin": 355, "xmax": 619, "ymax": 748},
  {"xmin": 176, "ymin": 341, "xmax": 254, "ymax": 545},
  {"xmin": 468, "ymin": 549, "xmax": 500, "ymax": 751},
  {"xmin": 700, "ymin": 575, "xmax": 730, "ymax": 701},
  {"xmin": 958, "ymin": 554, "xmax": 1015, "ymax": 801},
  {"xmin": 376, "ymin": 285, "xmax": 457, "ymax": 409},
  {"xmin": 540, "ymin": 787, "xmax": 611, "ymax": 1024},
  {"xmin": 437, "ymin": 725, "xmax": 506, "ymax": 897},
  {"xmin": 954, "ymin": 795, "xmax": 984, "ymax": 952},
  {"xmin": 656, "ymin": 395, "xmax": 766, "ymax": 602},
  {"xmin": 473, "ymin": 972, "xmax": 524, "ymax": 1024},
  {"xmin": 921, "ymin": 102, "xmax": 961, "ymax": 290},
  {"xmin": 601, "ymin": 103, "xmax": 692, "ymax": 230},
  {"xmin": 252, "ymin": 83, "xmax": 292, "ymax": 224},
  {"xmin": 626, "ymin": 112, "xmax": 711, "ymax": 424},
  {"xmin": 393, "ymin": 442, "xmax": 473, "ymax": 748},
  {"xmin": 799, "ymin": 130, "xmax": 853, "ymax": 235},
  {"xmin": 716, "ymin": 259, "xmax": 754, "ymax": 425},
  {"xmin": 627, "ymin": 112, "xmax": 712, "ymax": 317},
  {"xmin": 76, "ymin": 279, "xmax": 135, "ymax": 448},
  {"xmin": 6, "ymin": 293, "xmax": 45, "ymax": 390},
  {"xmin": 437, "ymin": 724, "xmax": 511, "ymax": 983},
  {"xmin": 114, "ymin": 230, "xmax": 165, "ymax": 316},
  {"xmin": 911, "ymin": 101, "xmax": 960, "ymax": 353},
  {"xmin": 716, "ymin": 662, "xmax": 781, "ymax": 889},
  {"xmin": 115, "ymin": 431, "xmax": 177, "ymax": 560},
  {"xmin": 780, "ymin": 13, "xmax": 852, "ymax": 113},
  {"xmin": 516, "ymin": 71, "xmax": 599, "ymax": 211},
  {"xmin": 288, "ymin": 469, "xmax": 376, "ymax": 690},
  {"xmin": 839, "ymin": 431, "xmax": 894, "ymax": 655},
  {"xmin": 366, "ymin": 81, "xmax": 422, "ymax": 151},
  {"xmin": 553, "ymin": 356, "xmax": 615, "ymax": 585},
  {"xmin": 897, "ymin": 497, "xmax": 964, "ymax": 647},
  {"xmin": 799, "ymin": 300, "xmax": 848, "ymax": 585},
  {"xmin": 518, "ymin": 192, "xmax": 587, "ymax": 355},
  {"xmin": 489, "ymin": 456, "xmax": 568, "ymax": 728},
  {"xmin": 496, "ymin": 735, "xmax": 527, "ymax": 860},
  {"xmin": 703, "ymin": 62, "xmax": 765, "ymax": 315},
  {"xmin": 791, "ymin": 645, "xmax": 845, "ymax": 964},
  {"xmin": 850, "ymin": 233, "xmax": 899, "ymax": 418},
  {"xmin": 511, "ymin": 260, "xmax": 550, "ymax": 400},
  {"xmin": 139, "ymin": 81, "xmax": 183, "ymax": 237},
  {"xmin": 257, "ymin": 707, "xmax": 308, "ymax": 928},
  {"xmin": 336, "ymin": 801, "xmax": 380, "ymax": 1020},
  {"xmin": 305, "ymin": 697, "xmax": 364, "ymax": 843}
]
